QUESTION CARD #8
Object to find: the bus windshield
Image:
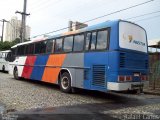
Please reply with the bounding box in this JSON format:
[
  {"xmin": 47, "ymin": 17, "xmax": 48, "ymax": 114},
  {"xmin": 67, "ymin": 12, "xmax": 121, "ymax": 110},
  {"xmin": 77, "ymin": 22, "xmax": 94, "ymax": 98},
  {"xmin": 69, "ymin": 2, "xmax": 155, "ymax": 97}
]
[{"xmin": 119, "ymin": 21, "xmax": 147, "ymax": 53}]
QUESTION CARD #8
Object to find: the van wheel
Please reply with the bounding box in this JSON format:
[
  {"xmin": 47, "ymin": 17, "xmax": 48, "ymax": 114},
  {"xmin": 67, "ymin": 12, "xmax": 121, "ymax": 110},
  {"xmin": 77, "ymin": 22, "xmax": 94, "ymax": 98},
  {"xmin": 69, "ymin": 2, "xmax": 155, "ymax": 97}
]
[
  {"xmin": 60, "ymin": 72, "xmax": 72, "ymax": 93},
  {"xmin": 13, "ymin": 68, "xmax": 19, "ymax": 80}
]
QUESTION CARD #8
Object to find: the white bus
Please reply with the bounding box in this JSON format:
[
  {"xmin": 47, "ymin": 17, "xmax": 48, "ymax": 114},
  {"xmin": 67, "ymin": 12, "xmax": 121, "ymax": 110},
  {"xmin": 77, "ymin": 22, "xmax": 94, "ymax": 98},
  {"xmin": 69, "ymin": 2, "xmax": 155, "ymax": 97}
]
[{"xmin": 0, "ymin": 50, "xmax": 11, "ymax": 72}]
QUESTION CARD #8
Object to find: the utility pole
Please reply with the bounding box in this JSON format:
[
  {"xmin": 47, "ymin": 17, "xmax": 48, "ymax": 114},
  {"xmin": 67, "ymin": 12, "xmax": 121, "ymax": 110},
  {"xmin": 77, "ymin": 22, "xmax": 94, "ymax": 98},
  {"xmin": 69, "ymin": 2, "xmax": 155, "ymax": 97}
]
[
  {"xmin": 0, "ymin": 19, "xmax": 8, "ymax": 42},
  {"xmin": 16, "ymin": 0, "xmax": 30, "ymax": 43}
]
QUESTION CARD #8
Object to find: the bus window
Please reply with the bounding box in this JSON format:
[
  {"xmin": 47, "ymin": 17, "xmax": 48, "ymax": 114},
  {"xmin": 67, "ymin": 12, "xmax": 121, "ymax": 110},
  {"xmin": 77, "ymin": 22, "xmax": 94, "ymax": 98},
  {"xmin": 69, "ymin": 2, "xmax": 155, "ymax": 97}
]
[
  {"xmin": 25, "ymin": 45, "xmax": 29, "ymax": 55},
  {"xmin": 35, "ymin": 41, "xmax": 47, "ymax": 54},
  {"xmin": 96, "ymin": 30, "xmax": 108, "ymax": 50},
  {"xmin": 63, "ymin": 36, "xmax": 73, "ymax": 52},
  {"xmin": 55, "ymin": 38, "xmax": 63, "ymax": 53},
  {"xmin": 41, "ymin": 41, "xmax": 47, "ymax": 53},
  {"xmin": 73, "ymin": 34, "xmax": 84, "ymax": 52},
  {"xmin": 17, "ymin": 45, "xmax": 25, "ymax": 56},
  {"xmin": 5, "ymin": 52, "xmax": 8, "ymax": 61},
  {"xmin": 26, "ymin": 44, "xmax": 34, "ymax": 55},
  {"xmin": 46, "ymin": 40, "xmax": 55, "ymax": 53},
  {"xmin": 90, "ymin": 32, "xmax": 97, "ymax": 50},
  {"xmin": 1, "ymin": 52, "xmax": 4, "ymax": 58},
  {"xmin": 30, "ymin": 44, "xmax": 35, "ymax": 54},
  {"xmin": 85, "ymin": 33, "xmax": 91, "ymax": 50},
  {"xmin": 11, "ymin": 48, "xmax": 16, "ymax": 56}
]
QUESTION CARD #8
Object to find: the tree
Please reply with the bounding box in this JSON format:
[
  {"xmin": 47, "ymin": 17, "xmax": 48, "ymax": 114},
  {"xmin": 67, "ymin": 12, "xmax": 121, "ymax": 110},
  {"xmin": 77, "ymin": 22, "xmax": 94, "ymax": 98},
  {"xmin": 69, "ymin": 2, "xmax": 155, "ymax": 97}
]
[
  {"xmin": 11, "ymin": 38, "xmax": 20, "ymax": 46},
  {"xmin": 0, "ymin": 41, "xmax": 12, "ymax": 51},
  {"xmin": 0, "ymin": 38, "xmax": 30, "ymax": 51}
]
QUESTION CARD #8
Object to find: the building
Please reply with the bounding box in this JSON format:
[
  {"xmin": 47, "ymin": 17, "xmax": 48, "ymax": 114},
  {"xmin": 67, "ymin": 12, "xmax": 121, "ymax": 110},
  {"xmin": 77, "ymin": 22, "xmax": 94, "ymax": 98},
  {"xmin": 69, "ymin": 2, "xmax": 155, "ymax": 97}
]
[
  {"xmin": 68, "ymin": 21, "xmax": 88, "ymax": 31},
  {"xmin": 5, "ymin": 16, "xmax": 31, "ymax": 42},
  {"xmin": 148, "ymin": 38, "xmax": 160, "ymax": 89}
]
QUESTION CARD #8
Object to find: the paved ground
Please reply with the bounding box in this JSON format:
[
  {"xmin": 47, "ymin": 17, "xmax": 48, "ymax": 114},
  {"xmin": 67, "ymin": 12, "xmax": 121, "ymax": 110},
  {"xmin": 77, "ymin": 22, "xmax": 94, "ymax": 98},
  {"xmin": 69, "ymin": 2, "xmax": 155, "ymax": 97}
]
[{"xmin": 0, "ymin": 72, "xmax": 160, "ymax": 120}]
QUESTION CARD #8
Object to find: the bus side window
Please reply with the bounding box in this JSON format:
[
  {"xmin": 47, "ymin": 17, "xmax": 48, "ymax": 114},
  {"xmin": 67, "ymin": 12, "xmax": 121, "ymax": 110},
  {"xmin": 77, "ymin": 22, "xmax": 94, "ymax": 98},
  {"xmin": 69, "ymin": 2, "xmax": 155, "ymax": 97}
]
[
  {"xmin": 35, "ymin": 41, "xmax": 47, "ymax": 54},
  {"xmin": 90, "ymin": 32, "xmax": 97, "ymax": 50},
  {"xmin": 35, "ymin": 42, "xmax": 40, "ymax": 54},
  {"xmin": 5, "ymin": 53, "xmax": 7, "ymax": 61},
  {"xmin": 17, "ymin": 45, "xmax": 25, "ymax": 56},
  {"xmin": 85, "ymin": 33, "xmax": 91, "ymax": 51},
  {"xmin": 46, "ymin": 40, "xmax": 55, "ymax": 53},
  {"xmin": 27, "ymin": 44, "xmax": 34, "ymax": 55},
  {"xmin": 40, "ymin": 41, "xmax": 47, "ymax": 54},
  {"xmin": 1, "ymin": 53, "xmax": 4, "ymax": 58},
  {"xmin": 96, "ymin": 30, "xmax": 109, "ymax": 50},
  {"xmin": 63, "ymin": 36, "xmax": 73, "ymax": 52},
  {"xmin": 74, "ymin": 34, "xmax": 85, "ymax": 52},
  {"xmin": 55, "ymin": 38, "xmax": 63, "ymax": 53},
  {"xmin": 5, "ymin": 52, "xmax": 9, "ymax": 61},
  {"xmin": 25, "ymin": 45, "xmax": 29, "ymax": 55}
]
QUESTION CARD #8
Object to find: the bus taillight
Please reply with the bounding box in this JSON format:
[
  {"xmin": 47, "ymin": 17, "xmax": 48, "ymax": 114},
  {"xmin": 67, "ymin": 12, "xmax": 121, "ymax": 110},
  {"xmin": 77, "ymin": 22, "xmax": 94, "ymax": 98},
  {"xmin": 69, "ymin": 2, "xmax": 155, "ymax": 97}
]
[
  {"xmin": 141, "ymin": 75, "xmax": 147, "ymax": 81},
  {"xmin": 118, "ymin": 76, "xmax": 125, "ymax": 82},
  {"xmin": 126, "ymin": 76, "xmax": 132, "ymax": 81},
  {"xmin": 118, "ymin": 76, "xmax": 132, "ymax": 82}
]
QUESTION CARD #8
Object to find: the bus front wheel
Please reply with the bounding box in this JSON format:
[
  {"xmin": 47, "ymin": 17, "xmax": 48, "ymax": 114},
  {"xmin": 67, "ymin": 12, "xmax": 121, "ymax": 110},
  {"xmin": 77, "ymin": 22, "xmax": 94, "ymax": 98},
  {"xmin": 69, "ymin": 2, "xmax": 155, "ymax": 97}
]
[
  {"xmin": 2, "ymin": 65, "xmax": 5, "ymax": 72},
  {"xmin": 13, "ymin": 67, "xmax": 19, "ymax": 80},
  {"xmin": 60, "ymin": 72, "xmax": 72, "ymax": 93}
]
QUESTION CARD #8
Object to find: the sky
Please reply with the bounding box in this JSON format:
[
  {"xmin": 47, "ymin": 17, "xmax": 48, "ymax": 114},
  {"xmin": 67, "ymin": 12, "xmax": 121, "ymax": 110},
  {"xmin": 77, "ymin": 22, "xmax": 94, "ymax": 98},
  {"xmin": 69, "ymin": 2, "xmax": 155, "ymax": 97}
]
[{"xmin": 0, "ymin": 0, "xmax": 160, "ymax": 40}]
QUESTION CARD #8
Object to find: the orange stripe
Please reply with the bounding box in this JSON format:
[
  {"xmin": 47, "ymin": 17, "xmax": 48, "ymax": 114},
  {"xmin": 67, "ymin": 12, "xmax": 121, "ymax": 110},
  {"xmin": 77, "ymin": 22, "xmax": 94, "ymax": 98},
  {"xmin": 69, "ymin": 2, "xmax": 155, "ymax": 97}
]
[{"xmin": 42, "ymin": 54, "xmax": 66, "ymax": 83}]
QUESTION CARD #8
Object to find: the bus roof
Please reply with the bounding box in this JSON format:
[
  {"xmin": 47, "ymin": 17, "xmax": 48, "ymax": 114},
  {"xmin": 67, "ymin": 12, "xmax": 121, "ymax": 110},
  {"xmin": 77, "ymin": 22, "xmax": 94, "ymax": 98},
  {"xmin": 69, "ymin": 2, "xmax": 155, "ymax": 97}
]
[
  {"xmin": 11, "ymin": 40, "xmax": 33, "ymax": 48},
  {"xmin": 11, "ymin": 36, "xmax": 49, "ymax": 48},
  {"xmin": 48, "ymin": 20, "xmax": 119, "ymax": 40},
  {"xmin": 11, "ymin": 19, "xmax": 141, "ymax": 48}
]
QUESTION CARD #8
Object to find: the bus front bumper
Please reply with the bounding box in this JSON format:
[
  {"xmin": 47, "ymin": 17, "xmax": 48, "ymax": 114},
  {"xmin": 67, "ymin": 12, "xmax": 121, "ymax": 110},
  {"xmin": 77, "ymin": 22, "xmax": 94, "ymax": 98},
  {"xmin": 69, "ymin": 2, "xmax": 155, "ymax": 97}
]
[{"xmin": 107, "ymin": 81, "xmax": 149, "ymax": 91}]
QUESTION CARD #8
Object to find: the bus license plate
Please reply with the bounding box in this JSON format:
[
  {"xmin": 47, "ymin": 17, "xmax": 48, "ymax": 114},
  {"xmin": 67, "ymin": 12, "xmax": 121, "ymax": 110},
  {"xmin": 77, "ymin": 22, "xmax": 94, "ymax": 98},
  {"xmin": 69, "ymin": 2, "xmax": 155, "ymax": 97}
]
[{"xmin": 131, "ymin": 84, "xmax": 143, "ymax": 90}]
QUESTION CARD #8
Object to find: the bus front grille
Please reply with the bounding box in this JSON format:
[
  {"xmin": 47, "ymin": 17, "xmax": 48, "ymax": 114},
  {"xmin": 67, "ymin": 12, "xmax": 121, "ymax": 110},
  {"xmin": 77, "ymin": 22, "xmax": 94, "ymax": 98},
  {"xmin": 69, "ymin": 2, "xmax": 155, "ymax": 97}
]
[{"xmin": 92, "ymin": 65, "xmax": 106, "ymax": 87}]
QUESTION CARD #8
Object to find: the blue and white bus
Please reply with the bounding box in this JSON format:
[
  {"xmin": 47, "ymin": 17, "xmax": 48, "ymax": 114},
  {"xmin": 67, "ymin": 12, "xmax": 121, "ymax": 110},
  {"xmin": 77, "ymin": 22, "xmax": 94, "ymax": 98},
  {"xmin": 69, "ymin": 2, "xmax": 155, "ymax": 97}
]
[{"xmin": 9, "ymin": 20, "xmax": 148, "ymax": 93}]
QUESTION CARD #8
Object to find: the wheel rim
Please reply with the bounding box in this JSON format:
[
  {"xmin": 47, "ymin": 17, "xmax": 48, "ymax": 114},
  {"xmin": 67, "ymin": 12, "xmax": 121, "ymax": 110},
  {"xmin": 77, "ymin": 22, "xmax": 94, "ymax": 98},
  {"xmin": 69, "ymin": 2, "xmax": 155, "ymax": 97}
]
[{"xmin": 61, "ymin": 76, "xmax": 69, "ymax": 90}]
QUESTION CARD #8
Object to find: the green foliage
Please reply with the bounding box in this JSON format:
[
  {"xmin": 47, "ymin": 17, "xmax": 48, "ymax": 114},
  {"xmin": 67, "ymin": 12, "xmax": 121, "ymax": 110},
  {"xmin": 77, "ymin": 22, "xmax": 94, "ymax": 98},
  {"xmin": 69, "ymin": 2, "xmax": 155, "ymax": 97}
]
[
  {"xmin": 0, "ymin": 41, "xmax": 12, "ymax": 51},
  {"xmin": 0, "ymin": 38, "xmax": 21, "ymax": 51}
]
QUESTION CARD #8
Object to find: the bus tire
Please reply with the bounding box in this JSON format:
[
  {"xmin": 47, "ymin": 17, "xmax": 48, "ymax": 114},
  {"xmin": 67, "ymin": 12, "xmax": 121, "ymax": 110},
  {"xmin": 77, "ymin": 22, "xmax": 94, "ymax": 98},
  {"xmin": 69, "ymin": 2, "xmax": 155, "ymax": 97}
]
[
  {"xmin": 13, "ymin": 67, "xmax": 19, "ymax": 80},
  {"xmin": 2, "ymin": 65, "xmax": 5, "ymax": 72},
  {"xmin": 60, "ymin": 72, "xmax": 72, "ymax": 93}
]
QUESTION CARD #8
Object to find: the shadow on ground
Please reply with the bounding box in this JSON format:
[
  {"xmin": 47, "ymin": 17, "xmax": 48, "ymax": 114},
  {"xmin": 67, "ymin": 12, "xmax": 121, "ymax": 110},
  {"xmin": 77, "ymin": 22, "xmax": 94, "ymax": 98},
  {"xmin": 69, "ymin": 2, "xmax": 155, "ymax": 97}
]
[{"xmin": 5, "ymin": 77, "xmax": 160, "ymax": 120}]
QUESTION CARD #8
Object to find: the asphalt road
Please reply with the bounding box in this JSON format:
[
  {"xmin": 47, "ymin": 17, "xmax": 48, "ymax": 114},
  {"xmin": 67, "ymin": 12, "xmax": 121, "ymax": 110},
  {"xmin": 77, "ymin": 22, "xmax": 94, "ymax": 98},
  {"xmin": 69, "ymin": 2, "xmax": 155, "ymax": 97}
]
[{"xmin": 0, "ymin": 72, "xmax": 160, "ymax": 120}]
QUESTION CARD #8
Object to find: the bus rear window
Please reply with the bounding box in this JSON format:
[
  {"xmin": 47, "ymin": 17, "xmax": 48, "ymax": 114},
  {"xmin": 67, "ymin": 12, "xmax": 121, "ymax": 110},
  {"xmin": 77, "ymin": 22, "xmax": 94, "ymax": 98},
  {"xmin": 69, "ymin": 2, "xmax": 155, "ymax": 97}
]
[{"xmin": 119, "ymin": 21, "xmax": 147, "ymax": 53}]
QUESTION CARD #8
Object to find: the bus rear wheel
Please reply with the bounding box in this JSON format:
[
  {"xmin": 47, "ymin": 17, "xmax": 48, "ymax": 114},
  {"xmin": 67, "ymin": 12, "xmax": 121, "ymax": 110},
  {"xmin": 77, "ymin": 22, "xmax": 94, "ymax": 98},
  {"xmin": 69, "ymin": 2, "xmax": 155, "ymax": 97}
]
[
  {"xmin": 60, "ymin": 72, "xmax": 72, "ymax": 93},
  {"xmin": 13, "ymin": 68, "xmax": 19, "ymax": 80}
]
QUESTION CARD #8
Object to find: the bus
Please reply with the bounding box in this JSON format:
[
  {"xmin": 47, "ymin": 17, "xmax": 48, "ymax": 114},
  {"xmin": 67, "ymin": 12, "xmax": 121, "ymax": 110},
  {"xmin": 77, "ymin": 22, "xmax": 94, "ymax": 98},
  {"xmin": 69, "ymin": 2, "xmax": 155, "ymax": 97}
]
[
  {"xmin": 0, "ymin": 50, "xmax": 11, "ymax": 72},
  {"xmin": 8, "ymin": 20, "xmax": 149, "ymax": 93}
]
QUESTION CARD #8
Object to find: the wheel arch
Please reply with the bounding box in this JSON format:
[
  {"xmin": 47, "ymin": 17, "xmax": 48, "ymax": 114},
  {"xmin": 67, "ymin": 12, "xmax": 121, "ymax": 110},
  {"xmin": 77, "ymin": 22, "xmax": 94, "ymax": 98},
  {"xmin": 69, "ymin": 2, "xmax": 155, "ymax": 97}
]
[{"xmin": 58, "ymin": 68, "xmax": 72, "ymax": 86}]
